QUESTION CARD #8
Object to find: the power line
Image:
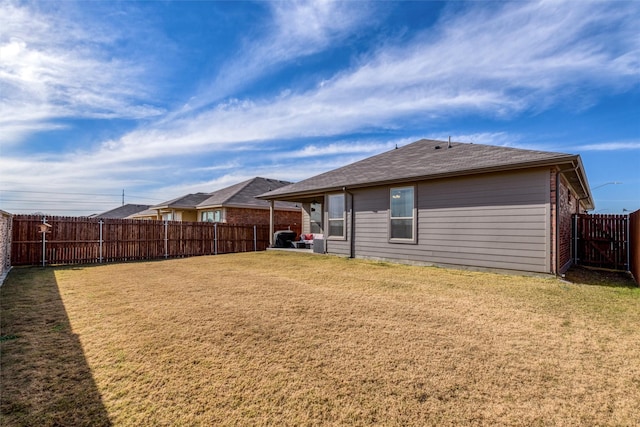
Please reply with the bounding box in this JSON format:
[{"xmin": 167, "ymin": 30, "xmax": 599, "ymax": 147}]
[
  {"xmin": 0, "ymin": 199, "xmax": 122, "ymax": 205},
  {"xmin": 1, "ymin": 189, "xmax": 121, "ymax": 197},
  {"xmin": 0, "ymin": 189, "xmax": 164, "ymax": 201},
  {"xmin": 5, "ymin": 208, "xmax": 100, "ymax": 212}
]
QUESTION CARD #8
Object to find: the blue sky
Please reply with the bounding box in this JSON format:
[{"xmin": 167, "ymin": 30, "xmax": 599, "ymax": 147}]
[{"xmin": 1, "ymin": 0, "xmax": 639, "ymax": 216}]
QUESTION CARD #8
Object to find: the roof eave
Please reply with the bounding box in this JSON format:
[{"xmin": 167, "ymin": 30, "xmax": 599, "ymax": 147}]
[
  {"xmin": 153, "ymin": 205, "xmax": 198, "ymax": 210},
  {"xmin": 558, "ymin": 156, "xmax": 594, "ymax": 210},
  {"xmin": 196, "ymin": 202, "xmax": 300, "ymax": 211}
]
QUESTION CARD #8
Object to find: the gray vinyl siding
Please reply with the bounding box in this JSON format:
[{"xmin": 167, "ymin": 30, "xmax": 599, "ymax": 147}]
[
  {"xmin": 336, "ymin": 169, "xmax": 551, "ymax": 273},
  {"xmin": 324, "ymin": 193, "xmax": 352, "ymax": 257}
]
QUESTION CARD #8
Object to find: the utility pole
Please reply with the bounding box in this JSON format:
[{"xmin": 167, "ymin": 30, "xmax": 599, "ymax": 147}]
[{"xmin": 122, "ymin": 189, "xmax": 125, "ymax": 206}]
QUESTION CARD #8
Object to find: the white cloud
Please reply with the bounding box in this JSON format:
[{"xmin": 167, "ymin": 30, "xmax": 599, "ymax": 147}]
[
  {"xmin": 573, "ymin": 141, "xmax": 640, "ymax": 151},
  {"xmin": 186, "ymin": 0, "xmax": 376, "ymax": 111},
  {"xmin": 277, "ymin": 140, "xmax": 394, "ymax": 159},
  {"xmin": 0, "ymin": 1, "xmax": 163, "ymax": 146},
  {"xmin": 108, "ymin": 1, "xmax": 639, "ymax": 163},
  {"xmin": 433, "ymin": 132, "xmax": 518, "ymax": 147},
  {"xmin": 2, "ymin": 1, "xmax": 639, "ymax": 215}
]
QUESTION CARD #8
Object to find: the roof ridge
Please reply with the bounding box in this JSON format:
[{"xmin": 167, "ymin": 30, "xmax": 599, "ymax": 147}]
[{"xmin": 217, "ymin": 177, "xmax": 256, "ymax": 205}]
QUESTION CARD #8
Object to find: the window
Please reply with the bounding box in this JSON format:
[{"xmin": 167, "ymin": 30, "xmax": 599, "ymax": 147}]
[
  {"xmin": 327, "ymin": 194, "xmax": 345, "ymax": 238},
  {"xmin": 162, "ymin": 212, "xmax": 173, "ymax": 221},
  {"xmin": 390, "ymin": 186, "xmax": 415, "ymax": 241},
  {"xmin": 310, "ymin": 202, "xmax": 322, "ymax": 234},
  {"xmin": 200, "ymin": 210, "xmax": 222, "ymax": 223}
]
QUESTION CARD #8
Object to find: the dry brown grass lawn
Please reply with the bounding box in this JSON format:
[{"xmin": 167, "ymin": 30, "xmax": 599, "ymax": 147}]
[{"xmin": 2, "ymin": 252, "xmax": 639, "ymax": 426}]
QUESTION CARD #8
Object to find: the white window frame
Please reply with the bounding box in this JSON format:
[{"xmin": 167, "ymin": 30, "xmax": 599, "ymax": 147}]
[
  {"xmin": 327, "ymin": 193, "xmax": 346, "ymax": 240},
  {"xmin": 200, "ymin": 209, "xmax": 222, "ymax": 223},
  {"xmin": 389, "ymin": 186, "xmax": 417, "ymax": 243}
]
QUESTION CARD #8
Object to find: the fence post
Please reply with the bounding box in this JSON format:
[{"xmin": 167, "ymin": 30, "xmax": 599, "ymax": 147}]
[
  {"xmin": 626, "ymin": 215, "xmax": 631, "ymax": 272},
  {"xmin": 214, "ymin": 223, "xmax": 218, "ymax": 255},
  {"xmin": 41, "ymin": 216, "xmax": 47, "ymax": 267},
  {"xmin": 573, "ymin": 214, "xmax": 579, "ymax": 264},
  {"xmin": 254, "ymin": 225, "xmax": 257, "ymax": 251},
  {"xmin": 99, "ymin": 220, "xmax": 104, "ymax": 263},
  {"xmin": 164, "ymin": 220, "xmax": 168, "ymax": 259}
]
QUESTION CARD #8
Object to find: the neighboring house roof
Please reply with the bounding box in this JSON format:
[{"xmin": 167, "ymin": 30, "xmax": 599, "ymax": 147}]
[
  {"xmin": 260, "ymin": 139, "xmax": 594, "ymax": 209},
  {"xmin": 149, "ymin": 177, "xmax": 300, "ymax": 213},
  {"xmin": 96, "ymin": 204, "xmax": 151, "ymax": 219},
  {"xmin": 126, "ymin": 208, "xmax": 159, "ymax": 219},
  {"xmin": 152, "ymin": 193, "xmax": 211, "ymax": 210},
  {"xmin": 197, "ymin": 177, "xmax": 298, "ymax": 210}
]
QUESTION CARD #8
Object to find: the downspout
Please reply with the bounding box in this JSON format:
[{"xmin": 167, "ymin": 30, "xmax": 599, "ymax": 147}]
[{"xmin": 343, "ymin": 187, "xmax": 355, "ymax": 259}]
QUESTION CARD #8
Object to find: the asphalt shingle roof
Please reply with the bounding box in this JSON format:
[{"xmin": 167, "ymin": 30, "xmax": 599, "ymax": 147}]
[
  {"xmin": 151, "ymin": 177, "xmax": 299, "ymax": 210},
  {"xmin": 96, "ymin": 204, "xmax": 151, "ymax": 218},
  {"xmin": 261, "ymin": 139, "xmax": 584, "ymax": 199},
  {"xmin": 197, "ymin": 177, "xmax": 296, "ymax": 209},
  {"xmin": 152, "ymin": 193, "xmax": 211, "ymax": 209}
]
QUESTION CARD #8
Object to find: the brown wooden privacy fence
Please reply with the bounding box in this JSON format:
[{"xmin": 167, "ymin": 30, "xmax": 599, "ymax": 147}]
[
  {"xmin": 573, "ymin": 213, "xmax": 629, "ymax": 271},
  {"xmin": 11, "ymin": 215, "xmax": 301, "ymax": 266}
]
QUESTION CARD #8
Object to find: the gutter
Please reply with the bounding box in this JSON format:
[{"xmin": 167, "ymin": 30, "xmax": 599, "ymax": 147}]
[{"xmin": 571, "ymin": 157, "xmax": 595, "ymax": 210}]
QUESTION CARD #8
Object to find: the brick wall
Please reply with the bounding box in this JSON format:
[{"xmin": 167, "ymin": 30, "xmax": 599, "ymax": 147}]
[
  {"xmin": 550, "ymin": 168, "xmax": 558, "ymax": 274},
  {"xmin": 225, "ymin": 207, "xmax": 301, "ymax": 228},
  {"xmin": 0, "ymin": 210, "xmax": 12, "ymax": 282},
  {"xmin": 557, "ymin": 174, "xmax": 578, "ymax": 273},
  {"xmin": 551, "ymin": 168, "xmax": 582, "ymax": 275}
]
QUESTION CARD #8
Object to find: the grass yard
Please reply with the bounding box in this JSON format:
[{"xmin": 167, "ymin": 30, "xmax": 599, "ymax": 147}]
[{"xmin": 1, "ymin": 252, "xmax": 639, "ymax": 426}]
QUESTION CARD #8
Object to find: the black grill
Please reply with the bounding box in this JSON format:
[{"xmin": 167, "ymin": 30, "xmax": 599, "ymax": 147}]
[{"xmin": 273, "ymin": 230, "xmax": 296, "ymax": 248}]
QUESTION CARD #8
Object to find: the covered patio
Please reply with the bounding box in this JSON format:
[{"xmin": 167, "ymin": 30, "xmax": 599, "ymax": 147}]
[{"xmin": 265, "ymin": 194, "xmax": 326, "ymax": 250}]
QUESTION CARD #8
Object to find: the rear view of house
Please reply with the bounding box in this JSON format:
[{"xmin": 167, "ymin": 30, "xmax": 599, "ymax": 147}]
[{"xmin": 260, "ymin": 139, "xmax": 594, "ymax": 275}]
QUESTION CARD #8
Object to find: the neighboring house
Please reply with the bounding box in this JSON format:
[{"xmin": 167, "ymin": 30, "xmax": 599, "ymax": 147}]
[
  {"xmin": 129, "ymin": 177, "xmax": 301, "ymax": 226},
  {"xmin": 136, "ymin": 193, "xmax": 211, "ymax": 222},
  {"xmin": 126, "ymin": 207, "xmax": 161, "ymax": 220},
  {"xmin": 95, "ymin": 204, "xmax": 151, "ymax": 219},
  {"xmin": 195, "ymin": 177, "xmax": 300, "ymax": 225},
  {"xmin": 260, "ymin": 139, "xmax": 594, "ymax": 275}
]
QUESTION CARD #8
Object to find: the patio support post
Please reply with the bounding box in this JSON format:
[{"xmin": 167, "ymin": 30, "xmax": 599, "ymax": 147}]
[{"xmin": 269, "ymin": 200, "xmax": 275, "ymax": 247}]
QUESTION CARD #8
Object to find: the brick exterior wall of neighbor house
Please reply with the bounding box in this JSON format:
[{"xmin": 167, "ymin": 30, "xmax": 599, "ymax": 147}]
[
  {"xmin": 225, "ymin": 207, "xmax": 301, "ymax": 227},
  {"xmin": 0, "ymin": 210, "xmax": 12, "ymax": 282}
]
